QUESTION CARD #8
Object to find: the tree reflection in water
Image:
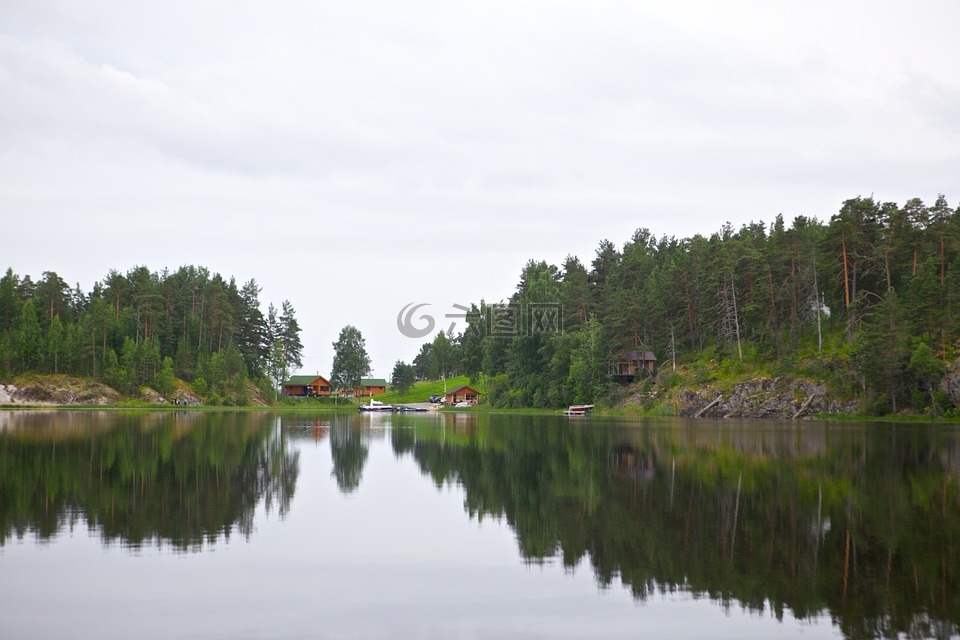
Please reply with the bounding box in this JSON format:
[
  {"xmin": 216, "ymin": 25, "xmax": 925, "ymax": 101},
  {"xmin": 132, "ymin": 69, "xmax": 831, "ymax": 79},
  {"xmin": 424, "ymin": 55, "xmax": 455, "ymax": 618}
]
[
  {"xmin": 329, "ymin": 416, "xmax": 371, "ymax": 493},
  {"xmin": 0, "ymin": 410, "xmax": 299, "ymax": 551},
  {"xmin": 391, "ymin": 416, "xmax": 960, "ymax": 640}
]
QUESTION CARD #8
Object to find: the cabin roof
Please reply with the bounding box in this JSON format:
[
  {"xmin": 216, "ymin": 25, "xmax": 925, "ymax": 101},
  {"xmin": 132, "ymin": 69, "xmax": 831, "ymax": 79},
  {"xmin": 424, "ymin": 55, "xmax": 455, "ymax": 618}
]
[
  {"xmin": 618, "ymin": 350, "xmax": 656, "ymax": 362},
  {"xmin": 284, "ymin": 375, "xmax": 329, "ymax": 386},
  {"xmin": 360, "ymin": 378, "xmax": 387, "ymax": 387},
  {"xmin": 445, "ymin": 384, "xmax": 479, "ymax": 395}
]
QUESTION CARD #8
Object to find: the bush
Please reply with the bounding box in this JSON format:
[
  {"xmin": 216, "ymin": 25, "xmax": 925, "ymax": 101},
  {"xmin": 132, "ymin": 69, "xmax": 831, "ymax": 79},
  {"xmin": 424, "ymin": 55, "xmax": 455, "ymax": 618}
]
[
  {"xmin": 154, "ymin": 357, "xmax": 175, "ymax": 397},
  {"xmin": 933, "ymin": 390, "xmax": 951, "ymax": 415},
  {"xmin": 655, "ymin": 369, "xmax": 684, "ymax": 391},
  {"xmin": 692, "ymin": 360, "xmax": 712, "ymax": 384},
  {"xmin": 257, "ymin": 377, "xmax": 278, "ymax": 404},
  {"xmin": 485, "ymin": 374, "xmax": 510, "ymax": 406},
  {"xmin": 720, "ymin": 358, "xmax": 745, "ymax": 377},
  {"xmin": 772, "ymin": 355, "xmax": 798, "ymax": 378},
  {"xmin": 867, "ymin": 392, "xmax": 889, "ymax": 416},
  {"xmin": 910, "ymin": 388, "xmax": 928, "ymax": 412},
  {"xmin": 601, "ymin": 382, "xmax": 626, "ymax": 407}
]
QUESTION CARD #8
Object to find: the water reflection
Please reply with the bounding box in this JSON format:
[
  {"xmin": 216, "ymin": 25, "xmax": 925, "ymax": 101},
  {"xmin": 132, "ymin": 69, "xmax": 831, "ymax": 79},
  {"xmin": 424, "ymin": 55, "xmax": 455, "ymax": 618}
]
[
  {"xmin": 4, "ymin": 410, "xmax": 959, "ymax": 638},
  {"xmin": 390, "ymin": 416, "xmax": 960, "ymax": 640},
  {"xmin": 0, "ymin": 410, "xmax": 299, "ymax": 551}
]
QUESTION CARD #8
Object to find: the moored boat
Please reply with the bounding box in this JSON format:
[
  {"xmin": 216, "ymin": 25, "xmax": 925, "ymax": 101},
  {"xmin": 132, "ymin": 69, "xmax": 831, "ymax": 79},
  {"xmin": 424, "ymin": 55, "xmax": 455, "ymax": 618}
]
[
  {"xmin": 563, "ymin": 404, "xmax": 594, "ymax": 416},
  {"xmin": 358, "ymin": 399, "xmax": 394, "ymax": 412}
]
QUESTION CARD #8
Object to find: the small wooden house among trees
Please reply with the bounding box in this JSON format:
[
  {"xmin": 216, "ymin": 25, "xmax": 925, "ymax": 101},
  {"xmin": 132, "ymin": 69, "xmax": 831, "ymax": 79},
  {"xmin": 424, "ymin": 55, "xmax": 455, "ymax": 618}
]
[
  {"xmin": 445, "ymin": 385, "xmax": 480, "ymax": 405},
  {"xmin": 359, "ymin": 378, "xmax": 387, "ymax": 396},
  {"xmin": 283, "ymin": 375, "xmax": 333, "ymax": 397},
  {"xmin": 608, "ymin": 350, "xmax": 656, "ymax": 382},
  {"xmin": 338, "ymin": 378, "xmax": 387, "ymax": 397}
]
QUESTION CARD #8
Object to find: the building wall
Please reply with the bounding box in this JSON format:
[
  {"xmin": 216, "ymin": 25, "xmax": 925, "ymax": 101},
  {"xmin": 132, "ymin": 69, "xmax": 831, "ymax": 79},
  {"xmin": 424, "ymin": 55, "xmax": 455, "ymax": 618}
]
[
  {"xmin": 284, "ymin": 385, "xmax": 307, "ymax": 396},
  {"xmin": 610, "ymin": 360, "xmax": 654, "ymax": 377},
  {"xmin": 445, "ymin": 388, "xmax": 479, "ymax": 404},
  {"xmin": 359, "ymin": 385, "xmax": 385, "ymax": 396},
  {"xmin": 311, "ymin": 381, "xmax": 333, "ymax": 396},
  {"xmin": 285, "ymin": 378, "xmax": 333, "ymax": 397}
]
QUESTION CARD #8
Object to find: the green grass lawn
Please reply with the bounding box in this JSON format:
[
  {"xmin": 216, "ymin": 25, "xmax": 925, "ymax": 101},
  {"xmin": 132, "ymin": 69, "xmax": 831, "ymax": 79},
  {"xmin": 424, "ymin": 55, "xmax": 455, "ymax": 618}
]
[{"xmin": 374, "ymin": 375, "xmax": 473, "ymax": 404}]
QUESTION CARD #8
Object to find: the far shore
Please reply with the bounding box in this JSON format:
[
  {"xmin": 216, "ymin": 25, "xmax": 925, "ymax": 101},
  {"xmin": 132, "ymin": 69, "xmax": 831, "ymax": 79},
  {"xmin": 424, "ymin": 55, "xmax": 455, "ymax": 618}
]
[{"xmin": 2, "ymin": 402, "xmax": 958, "ymax": 424}]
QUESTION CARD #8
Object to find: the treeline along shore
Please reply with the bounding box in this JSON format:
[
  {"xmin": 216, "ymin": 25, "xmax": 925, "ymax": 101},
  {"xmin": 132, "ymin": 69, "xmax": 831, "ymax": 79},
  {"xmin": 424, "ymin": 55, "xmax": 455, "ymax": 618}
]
[
  {"xmin": 0, "ymin": 265, "xmax": 303, "ymax": 406},
  {"xmin": 406, "ymin": 194, "xmax": 960, "ymax": 417},
  {"xmin": 4, "ymin": 194, "xmax": 960, "ymax": 416}
]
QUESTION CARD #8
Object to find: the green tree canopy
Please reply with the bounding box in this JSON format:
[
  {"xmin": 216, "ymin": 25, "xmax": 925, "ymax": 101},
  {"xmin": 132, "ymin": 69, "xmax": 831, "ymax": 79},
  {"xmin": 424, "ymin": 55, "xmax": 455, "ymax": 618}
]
[
  {"xmin": 331, "ymin": 325, "xmax": 371, "ymax": 391},
  {"xmin": 390, "ymin": 360, "xmax": 416, "ymax": 395}
]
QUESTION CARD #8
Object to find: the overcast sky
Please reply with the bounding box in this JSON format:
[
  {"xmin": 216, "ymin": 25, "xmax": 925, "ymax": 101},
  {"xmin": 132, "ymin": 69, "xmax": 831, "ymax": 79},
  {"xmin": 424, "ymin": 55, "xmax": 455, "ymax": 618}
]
[{"xmin": 2, "ymin": 0, "xmax": 959, "ymax": 379}]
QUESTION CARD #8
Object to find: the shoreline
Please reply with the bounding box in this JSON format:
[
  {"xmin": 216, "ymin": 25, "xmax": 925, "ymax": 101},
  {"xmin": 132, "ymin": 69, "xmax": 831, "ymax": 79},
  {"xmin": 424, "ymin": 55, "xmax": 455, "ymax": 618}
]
[
  {"xmin": 2, "ymin": 402, "xmax": 958, "ymax": 424},
  {"xmin": 3, "ymin": 373, "xmax": 959, "ymax": 423}
]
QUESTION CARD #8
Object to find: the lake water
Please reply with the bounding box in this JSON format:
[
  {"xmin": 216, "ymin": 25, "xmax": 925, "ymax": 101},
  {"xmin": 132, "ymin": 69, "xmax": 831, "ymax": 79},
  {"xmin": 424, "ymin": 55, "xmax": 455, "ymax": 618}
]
[{"xmin": 1, "ymin": 410, "xmax": 958, "ymax": 639}]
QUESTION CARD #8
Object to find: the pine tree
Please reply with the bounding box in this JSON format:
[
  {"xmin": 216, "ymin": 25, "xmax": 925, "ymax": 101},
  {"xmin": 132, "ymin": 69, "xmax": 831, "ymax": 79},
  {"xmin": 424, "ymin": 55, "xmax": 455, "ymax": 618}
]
[
  {"xmin": 237, "ymin": 279, "xmax": 268, "ymax": 377},
  {"xmin": 279, "ymin": 300, "xmax": 304, "ymax": 372},
  {"xmin": 853, "ymin": 291, "xmax": 908, "ymax": 413}
]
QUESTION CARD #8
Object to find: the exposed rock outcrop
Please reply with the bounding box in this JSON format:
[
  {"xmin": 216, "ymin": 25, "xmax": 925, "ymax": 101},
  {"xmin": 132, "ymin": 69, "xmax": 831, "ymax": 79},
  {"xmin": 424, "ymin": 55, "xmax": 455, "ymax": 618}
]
[
  {"xmin": 940, "ymin": 359, "xmax": 960, "ymax": 408},
  {"xmin": 624, "ymin": 376, "xmax": 858, "ymax": 419},
  {"xmin": 0, "ymin": 375, "xmax": 268, "ymax": 407},
  {"xmin": 0, "ymin": 376, "xmax": 121, "ymax": 405}
]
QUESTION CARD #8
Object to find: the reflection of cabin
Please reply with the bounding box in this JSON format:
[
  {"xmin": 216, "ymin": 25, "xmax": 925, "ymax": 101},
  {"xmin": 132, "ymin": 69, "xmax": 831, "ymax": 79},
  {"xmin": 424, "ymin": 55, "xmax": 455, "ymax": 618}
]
[
  {"xmin": 609, "ymin": 350, "xmax": 656, "ymax": 382},
  {"xmin": 283, "ymin": 375, "xmax": 334, "ymax": 397},
  {"xmin": 445, "ymin": 385, "xmax": 480, "ymax": 405}
]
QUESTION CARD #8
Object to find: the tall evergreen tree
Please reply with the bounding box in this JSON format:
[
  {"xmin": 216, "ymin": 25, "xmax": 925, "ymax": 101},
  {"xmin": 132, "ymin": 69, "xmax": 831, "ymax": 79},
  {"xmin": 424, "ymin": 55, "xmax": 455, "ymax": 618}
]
[
  {"xmin": 0, "ymin": 268, "xmax": 20, "ymax": 333},
  {"xmin": 236, "ymin": 279, "xmax": 268, "ymax": 377},
  {"xmin": 853, "ymin": 290, "xmax": 909, "ymax": 413},
  {"xmin": 412, "ymin": 342, "xmax": 432, "ymax": 380},
  {"xmin": 279, "ymin": 300, "xmax": 304, "ymax": 372}
]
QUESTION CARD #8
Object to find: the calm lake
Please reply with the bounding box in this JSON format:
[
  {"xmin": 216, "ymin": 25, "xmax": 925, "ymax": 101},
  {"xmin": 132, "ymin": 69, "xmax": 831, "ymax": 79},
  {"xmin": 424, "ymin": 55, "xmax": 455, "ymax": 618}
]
[{"xmin": 1, "ymin": 410, "xmax": 958, "ymax": 639}]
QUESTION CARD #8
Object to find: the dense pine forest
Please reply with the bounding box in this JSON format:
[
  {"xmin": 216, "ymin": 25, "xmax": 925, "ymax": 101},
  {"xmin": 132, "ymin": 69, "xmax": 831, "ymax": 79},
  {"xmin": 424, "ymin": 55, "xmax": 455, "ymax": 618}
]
[
  {"xmin": 0, "ymin": 265, "xmax": 303, "ymax": 404},
  {"xmin": 5, "ymin": 195, "xmax": 960, "ymax": 414},
  {"xmin": 407, "ymin": 195, "xmax": 960, "ymax": 415}
]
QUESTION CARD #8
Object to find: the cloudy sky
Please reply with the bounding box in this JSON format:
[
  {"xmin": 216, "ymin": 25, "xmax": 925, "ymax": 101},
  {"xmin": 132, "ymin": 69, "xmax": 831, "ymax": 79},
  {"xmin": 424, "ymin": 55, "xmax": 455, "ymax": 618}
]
[{"xmin": 2, "ymin": 0, "xmax": 959, "ymax": 378}]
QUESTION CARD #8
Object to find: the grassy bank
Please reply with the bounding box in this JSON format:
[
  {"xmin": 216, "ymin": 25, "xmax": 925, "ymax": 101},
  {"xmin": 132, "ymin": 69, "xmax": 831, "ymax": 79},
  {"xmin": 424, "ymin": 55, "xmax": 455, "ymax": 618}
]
[{"xmin": 373, "ymin": 376, "xmax": 473, "ymax": 404}]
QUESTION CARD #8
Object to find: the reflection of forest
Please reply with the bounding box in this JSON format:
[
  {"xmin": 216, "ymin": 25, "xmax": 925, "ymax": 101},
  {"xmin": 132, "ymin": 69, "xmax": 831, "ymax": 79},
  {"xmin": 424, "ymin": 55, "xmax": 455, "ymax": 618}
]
[
  {"xmin": 0, "ymin": 411, "xmax": 298, "ymax": 550},
  {"xmin": 391, "ymin": 417, "xmax": 960, "ymax": 640},
  {"xmin": 282, "ymin": 413, "xmax": 415, "ymax": 494}
]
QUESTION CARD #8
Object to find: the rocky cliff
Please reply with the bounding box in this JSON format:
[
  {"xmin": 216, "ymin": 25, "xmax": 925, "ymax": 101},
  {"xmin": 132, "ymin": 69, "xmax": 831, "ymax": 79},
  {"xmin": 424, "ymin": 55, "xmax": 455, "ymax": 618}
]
[
  {"xmin": 0, "ymin": 375, "xmax": 121, "ymax": 405},
  {"xmin": 621, "ymin": 376, "xmax": 859, "ymax": 419}
]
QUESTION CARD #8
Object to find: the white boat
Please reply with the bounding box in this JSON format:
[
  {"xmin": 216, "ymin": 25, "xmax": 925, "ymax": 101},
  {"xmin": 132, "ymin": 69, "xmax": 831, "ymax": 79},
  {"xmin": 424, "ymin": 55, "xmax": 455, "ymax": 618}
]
[
  {"xmin": 358, "ymin": 399, "xmax": 394, "ymax": 412},
  {"xmin": 563, "ymin": 404, "xmax": 594, "ymax": 416}
]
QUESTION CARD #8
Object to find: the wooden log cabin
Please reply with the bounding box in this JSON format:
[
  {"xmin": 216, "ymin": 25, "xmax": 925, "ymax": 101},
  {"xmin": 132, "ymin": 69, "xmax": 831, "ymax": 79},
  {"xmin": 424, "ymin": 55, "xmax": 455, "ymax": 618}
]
[
  {"xmin": 338, "ymin": 378, "xmax": 388, "ymax": 397},
  {"xmin": 283, "ymin": 375, "xmax": 334, "ymax": 397},
  {"xmin": 608, "ymin": 350, "xmax": 656, "ymax": 382},
  {"xmin": 445, "ymin": 385, "xmax": 480, "ymax": 405},
  {"xmin": 358, "ymin": 378, "xmax": 387, "ymax": 396}
]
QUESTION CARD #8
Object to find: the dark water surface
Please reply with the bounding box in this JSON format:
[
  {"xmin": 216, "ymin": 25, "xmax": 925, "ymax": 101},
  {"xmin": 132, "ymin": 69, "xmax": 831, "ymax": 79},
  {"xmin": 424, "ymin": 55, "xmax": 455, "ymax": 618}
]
[{"xmin": 1, "ymin": 410, "xmax": 958, "ymax": 639}]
